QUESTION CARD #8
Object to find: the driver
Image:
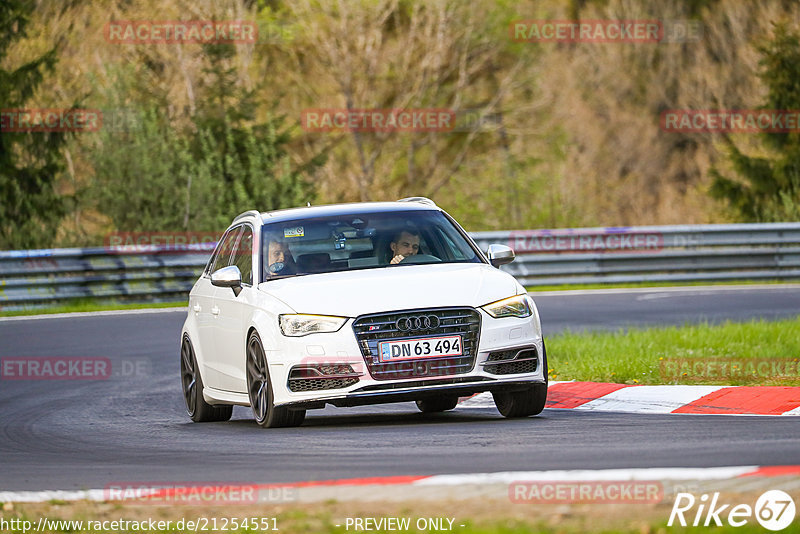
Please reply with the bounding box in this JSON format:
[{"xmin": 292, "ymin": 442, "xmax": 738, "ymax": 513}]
[
  {"xmin": 389, "ymin": 229, "xmax": 420, "ymax": 264},
  {"xmin": 266, "ymin": 238, "xmax": 296, "ymax": 275}
]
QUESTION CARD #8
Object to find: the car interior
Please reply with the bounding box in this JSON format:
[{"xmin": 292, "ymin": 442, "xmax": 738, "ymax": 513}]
[{"xmin": 262, "ymin": 212, "xmax": 480, "ymax": 279}]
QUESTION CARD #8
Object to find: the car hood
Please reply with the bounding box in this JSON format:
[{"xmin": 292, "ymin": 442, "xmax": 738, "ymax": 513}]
[{"xmin": 258, "ymin": 263, "xmax": 521, "ymax": 317}]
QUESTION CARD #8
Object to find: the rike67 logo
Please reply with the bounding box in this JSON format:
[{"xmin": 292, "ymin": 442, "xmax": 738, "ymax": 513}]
[{"xmin": 669, "ymin": 490, "xmax": 796, "ymax": 531}]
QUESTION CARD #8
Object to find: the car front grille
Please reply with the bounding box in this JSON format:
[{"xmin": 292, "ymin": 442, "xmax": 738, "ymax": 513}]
[
  {"xmin": 352, "ymin": 307, "xmax": 481, "ymax": 380},
  {"xmin": 288, "ymin": 377, "xmax": 359, "ymax": 392},
  {"xmin": 286, "ymin": 364, "xmax": 360, "ymax": 392},
  {"xmin": 488, "ymin": 360, "xmax": 537, "ymax": 375}
]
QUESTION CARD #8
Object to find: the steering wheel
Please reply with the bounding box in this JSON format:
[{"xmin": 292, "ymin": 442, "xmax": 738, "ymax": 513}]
[{"xmin": 398, "ymin": 253, "xmax": 440, "ymax": 264}]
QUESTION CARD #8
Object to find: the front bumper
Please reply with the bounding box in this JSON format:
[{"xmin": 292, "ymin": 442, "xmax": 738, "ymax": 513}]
[
  {"xmin": 278, "ymin": 377, "xmax": 546, "ymax": 409},
  {"xmin": 269, "ymin": 306, "xmax": 545, "ymax": 409}
]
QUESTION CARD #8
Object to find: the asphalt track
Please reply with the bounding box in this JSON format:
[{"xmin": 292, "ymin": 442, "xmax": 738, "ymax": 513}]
[{"xmin": 0, "ymin": 286, "xmax": 798, "ymax": 491}]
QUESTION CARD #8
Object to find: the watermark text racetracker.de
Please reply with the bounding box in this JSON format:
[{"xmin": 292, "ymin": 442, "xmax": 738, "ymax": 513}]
[
  {"xmin": 0, "ymin": 108, "xmax": 146, "ymax": 134},
  {"xmin": 1, "ymin": 109, "xmax": 102, "ymax": 132},
  {"xmin": 509, "ymin": 19, "xmax": 702, "ymax": 43},
  {"xmin": 104, "ymin": 482, "xmax": 295, "ymax": 505},
  {"xmin": 661, "ymin": 358, "xmax": 800, "ymax": 383},
  {"xmin": 104, "ymin": 231, "xmax": 220, "ymax": 254},
  {"xmin": 301, "ymin": 108, "xmax": 509, "ymax": 133},
  {"xmin": 661, "ymin": 110, "xmax": 800, "ymax": 133},
  {"xmin": 0, "ymin": 357, "xmax": 151, "ymax": 380},
  {"xmin": 508, "ymin": 229, "xmax": 663, "ymax": 254},
  {"xmin": 0, "ymin": 516, "xmax": 279, "ymax": 533},
  {"xmin": 104, "ymin": 20, "xmax": 257, "ymax": 44},
  {"xmin": 510, "ymin": 481, "xmax": 663, "ymax": 503},
  {"xmin": 301, "ymin": 109, "xmax": 455, "ymax": 133}
]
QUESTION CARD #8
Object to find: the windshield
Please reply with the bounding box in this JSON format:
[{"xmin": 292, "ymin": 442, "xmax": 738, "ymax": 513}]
[{"xmin": 261, "ymin": 210, "xmax": 482, "ymax": 280}]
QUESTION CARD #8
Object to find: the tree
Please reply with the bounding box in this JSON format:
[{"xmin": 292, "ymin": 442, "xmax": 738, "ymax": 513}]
[
  {"xmin": 191, "ymin": 43, "xmax": 321, "ymax": 221},
  {"xmin": 710, "ymin": 22, "xmax": 800, "ymax": 222},
  {"xmin": 88, "ymin": 45, "xmax": 322, "ymax": 234},
  {"xmin": 282, "ymin": 0, "xmax": 537, "ymax": 209},
  {"xmin": 0, "ymin": 0, "xmax": 69, "ymax": 249},
  {"xmin": 88, "ymin": 106, "xmax": 212, "ymax": 232}
]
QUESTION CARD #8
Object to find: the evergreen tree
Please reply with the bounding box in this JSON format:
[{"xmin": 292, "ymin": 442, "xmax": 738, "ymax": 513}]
[
  {"xmin": 711, "ymin": 22, "xmax": 800, "ymax": 221},
  {"xmin": 192, "ymin": 43, "xmax": 321, "ymax": 218},
  {"xmin": 89, "ymin": 44, "xmax": 323, "ymax": 235},
  {"xmin": 0, "ymin": 0, "xmax": 69, "ymax": 249}
]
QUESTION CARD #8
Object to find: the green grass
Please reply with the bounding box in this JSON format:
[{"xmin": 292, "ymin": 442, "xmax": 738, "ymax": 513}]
[
  {"xmin": 8, "ymin": 495, "xmax": 800, "ymax": 534},
  {"xmin": 527, "ymin": 279, "xmax": 797, "ymax": 292},
  {"xmin": 0, "ymin": 299, "xmax": 186, "ymax": 317},
  {"xmin": 547, "ymin": 317, "xmax": 800, "ymax": 386}
]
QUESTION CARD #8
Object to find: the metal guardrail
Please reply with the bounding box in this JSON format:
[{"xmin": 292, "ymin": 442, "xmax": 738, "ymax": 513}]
[
  {"xmin": 0, "ymin": 246, "xmax": 212, "ymax": 310},
  {"xmin": 1, "ymin": 223, "xmax": 799, "ymax": 310},
  {"xmin": 471, "ymin": 223, "xmax": 800, "ymax": 286}
]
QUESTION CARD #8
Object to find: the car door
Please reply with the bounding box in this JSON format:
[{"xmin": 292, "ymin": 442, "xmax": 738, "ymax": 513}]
[
  {"xmin": 210, "ymin": 224, "xmax": 254, "ymax": 392},
  {"xmin": 199, "ymin": 226, "xmax": 241, "ymax": 391}
]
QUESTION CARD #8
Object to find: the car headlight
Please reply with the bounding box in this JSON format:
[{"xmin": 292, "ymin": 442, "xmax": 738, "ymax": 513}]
[
  {"xmin": 279, "ymin": 314, "xmax": 348, "ymax": 337},
  {"xmin": 481, "ymin": 294, "xmax": 532, "ymax": 318}
]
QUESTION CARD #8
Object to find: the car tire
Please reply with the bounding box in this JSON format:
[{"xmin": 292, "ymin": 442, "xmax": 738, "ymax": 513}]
[
  {"xmin": 181, "ymin": 335, "xmax": 233, "ymax": 422},
  {"xmin": 246, "ymin": 331, "xmax": 305, "ymax": 428},
  {"xmin": 415, "ymin": 396, "xmax": 459, "ymax": 413},
  {"xmin": 492, "ymin": 341, "xmax": 548, "ymax": 418}
]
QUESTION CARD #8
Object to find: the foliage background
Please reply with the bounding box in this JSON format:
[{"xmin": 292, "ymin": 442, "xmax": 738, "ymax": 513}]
[{"xmin": 2, "ymin": 0, "xmax": 799, "ymax": 249}]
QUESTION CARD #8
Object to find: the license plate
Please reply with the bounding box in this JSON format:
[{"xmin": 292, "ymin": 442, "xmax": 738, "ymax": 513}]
[{"xmin": 378, "ymin": 335, "xmax": 462, "ymax": 362}]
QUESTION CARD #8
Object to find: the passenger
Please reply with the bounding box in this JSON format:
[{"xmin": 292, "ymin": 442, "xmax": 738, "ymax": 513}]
[{"xmin": 266, "ymin": 239, "xmax": 296, "ymax": 275}]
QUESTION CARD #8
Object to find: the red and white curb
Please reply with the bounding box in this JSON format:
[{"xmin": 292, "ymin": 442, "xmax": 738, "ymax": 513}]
[
  {"xmin": 1, "ymin": 466, "xmax": 799, "ymax": 504},
  {"xmin": 458, "ymin": 382, "xmax": 800, "ymax": 415}
]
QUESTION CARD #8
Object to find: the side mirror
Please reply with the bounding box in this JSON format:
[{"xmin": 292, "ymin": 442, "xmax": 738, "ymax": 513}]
[
  {"xmin": 211, "ymin": 265, "xmax": 243, "ymax": 296},
  {"xmin": 487, "ymin": 244, "xmax": 515, "ymax": 268}
]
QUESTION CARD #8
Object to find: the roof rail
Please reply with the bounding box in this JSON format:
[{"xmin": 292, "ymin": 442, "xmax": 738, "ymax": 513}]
[
  {"xmin": 397, "ymin": 197, "xmax": 437, "ymax": 207},
  {"xmin": 232, "ymin": 210, "xmax": 261, "ymax": 223}
]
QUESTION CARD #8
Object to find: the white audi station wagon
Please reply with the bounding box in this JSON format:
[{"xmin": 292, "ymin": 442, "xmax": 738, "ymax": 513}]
[{"xmin": 180, "ymin": 198, "xmax": 547, "ymax": 427}]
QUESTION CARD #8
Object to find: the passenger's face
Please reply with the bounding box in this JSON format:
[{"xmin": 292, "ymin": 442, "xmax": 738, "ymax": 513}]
[
  {"xmin": 268, "ymin": 241, "xmax": 287, "ymax": 267},
  {"xmin": 391, "ymin": 232, "xmax": 420, "ymax": 258}
]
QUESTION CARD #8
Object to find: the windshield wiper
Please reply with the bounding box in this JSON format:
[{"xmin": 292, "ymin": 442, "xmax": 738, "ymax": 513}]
[{"xmin": 264, "ymin": 273, "xmax": 311, "ymax": 281}]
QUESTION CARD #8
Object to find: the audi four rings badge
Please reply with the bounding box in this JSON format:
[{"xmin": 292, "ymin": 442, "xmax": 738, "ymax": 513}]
[{"xmin": 396, "ymin": 314, "xmax": 441, "ymax": 331}]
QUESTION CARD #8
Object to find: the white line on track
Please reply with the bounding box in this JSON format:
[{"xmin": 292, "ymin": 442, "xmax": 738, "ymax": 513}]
[
  {"xmin": 527, "ymin": 283, "xmax": 800, "ymax": 297},
  {"xmin": 414, "ymin": 466, "xmax": 759, "ymax": 485},
  {"xmin": 0, "ymin": 307, "xmax": 187, "ymax": 322}
]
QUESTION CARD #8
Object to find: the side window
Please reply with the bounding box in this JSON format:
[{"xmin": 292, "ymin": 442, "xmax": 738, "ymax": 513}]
[
  {"xmin": 231, "ymin": 226, "xmax": 253, "ymax": 285},
  {"xmin": 209, "ymin": 227, "xmax": 242, "ymax": 274}
]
